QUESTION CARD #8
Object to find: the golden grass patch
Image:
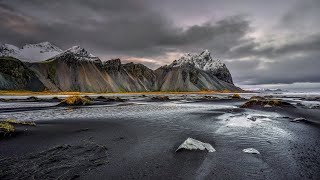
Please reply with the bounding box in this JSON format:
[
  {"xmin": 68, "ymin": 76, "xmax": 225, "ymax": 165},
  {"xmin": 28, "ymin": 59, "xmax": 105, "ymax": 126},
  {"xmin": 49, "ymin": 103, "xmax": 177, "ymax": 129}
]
[
  {"xmin": 0, "ymin": 122, "xmax": 15, "ymax": 134},
  {"xmin": 60, "ymin": 96, "xmax": 92, "ymax": 106},
  {"xmin": 231, "ymin": 94, "xmax": 241, "ymax": 99},
  {"xmin": 3, "ymin": 119, "xmax": 36, "ymax": 126}
]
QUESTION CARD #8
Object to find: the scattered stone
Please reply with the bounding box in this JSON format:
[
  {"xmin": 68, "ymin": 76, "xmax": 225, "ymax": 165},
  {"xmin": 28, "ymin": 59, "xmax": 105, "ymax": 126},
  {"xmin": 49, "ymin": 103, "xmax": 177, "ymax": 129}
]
[
  {"xmin": 51, "ymin": 97, "xmax": 60, "ymax": 101},
  {"xmin": 96, "ymin": 96, "xmax": 107, "ymax": 100},
  {"xmin": 75, "ymin": 128, "xmax": 89, "ymax": 132},
  {"xmin": 151, "ymin": 96, "xmax": 170, "ymax": 101},
  {"xmin": 300, "ymin": 97, "xmax": 320, "ymax": 101},
  {"xmin": 26, "ymin": 96, "xmax": 39, "ymax": 101},
  {"xmin": 310, "ymin": 105, "xmax": 320, "ymax": 109},
  {"xmin": 248, "ymin": 117, "xmax": 257, "ymax": 121},
  {"xmin": 290, "ymin": 117, "xmax": 308, "ymax": 123},
  {"xmin": 201, "ymin": 96, "xmax": 218, "ymax": 100},
  {"xmin": 83, "ymin": 96, "xmax": 92, "ymax": 100},
  {"xmin": 96, "ymin": 96, "xmax": 125, "ymax": 102},
  {"xmin": 250, "ymin": 96, "xmax": 266, "ymax": 100},
  {"xmin": 241, "ymin": 99, "xmax": 294, "ymax": 108},
  {"xmin": 176, "ymin": 137, "xmax": 216, "ymax": 152},
  {"xmin": 264, "ymin": 95, "xmax": 274, "ymax": 99},
  {"xmin": 243, "ymin": 148, "xmax": 260, "ymax": 154},
  {"xmin": 231, "ymin": 94, "xmax": 241, "ymax": 99}
]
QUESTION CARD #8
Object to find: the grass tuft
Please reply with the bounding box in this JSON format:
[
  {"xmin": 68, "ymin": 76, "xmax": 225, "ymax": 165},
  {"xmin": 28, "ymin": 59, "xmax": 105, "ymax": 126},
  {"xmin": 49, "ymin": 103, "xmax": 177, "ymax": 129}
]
[
  {"xmin": 60, "ymin": 96, "xmax": 92, "ymax": 106},
  {"xmin": 0, "ymin": 122, "xmax": 15, "ymax": 134},
  {"xmin": 3, "ymin": 119, "xmax": 36, "ymax": 126},
  {"xmin": 231, "ymin": 94, "xmax": 241, "ymax": 99}
]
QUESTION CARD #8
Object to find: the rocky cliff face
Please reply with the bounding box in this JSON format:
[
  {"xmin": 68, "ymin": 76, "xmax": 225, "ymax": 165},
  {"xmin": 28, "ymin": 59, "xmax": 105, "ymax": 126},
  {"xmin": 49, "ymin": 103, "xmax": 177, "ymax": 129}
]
[
  {"xmin": 155, "ymin": 50, "xmax": 239, "ymax": 91},
  {"xmin": 0, "ymin": 57, "xmax": 45, "ymax": 91},
  {"xmin": 0, "ymin": 44, "xmax": 240, "ymax": 92},
  {"xmin": 27, "ymin": 48, "xmax": 157, "ymax": 92},
  {"xmin": 170, "ymin": 50, "xmax": 233, "ymax": 84}
]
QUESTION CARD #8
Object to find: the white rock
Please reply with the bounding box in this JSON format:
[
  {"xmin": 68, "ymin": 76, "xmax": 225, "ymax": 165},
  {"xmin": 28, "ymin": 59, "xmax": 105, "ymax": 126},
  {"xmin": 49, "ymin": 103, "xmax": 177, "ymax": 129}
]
[
  {"xmin": 290, "ymin": 117, "xmax": 307, "ymax": 122},
  {"xmin": 176, "ymin": 138, "xmax": 216, "ymax": 152},
  {"xmin": 264, "ymin": 104, "xmax": 272, "ymax": 108},
  {"xmin": 243, "ymin": 148, "xmax": 260, "ymax": 154}
]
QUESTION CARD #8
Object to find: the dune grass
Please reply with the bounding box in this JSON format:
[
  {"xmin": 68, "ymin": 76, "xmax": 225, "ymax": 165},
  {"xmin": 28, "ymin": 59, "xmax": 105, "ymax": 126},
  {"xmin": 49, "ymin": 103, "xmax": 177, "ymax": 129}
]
[
  {"xmin": 241, "ymin": 99, "xmax": 293, "ymax": 108},
  {"xmin": 0, "ymin": 122, "xmax": 15, "ymax": 134},
  {"xmin": 0, "ymin": 119, "xmax": 36, "ymax": 136},
  {"xmin": 231, "ymin": 94, "xmax": 241, "ymax": 99},
  {"xmin": 3, "ymin": 119, "xmax": 36, "ymax": 126},
  {"xmin": 60, "ymin": 96, "xmax": 92, "ymax": 106}
]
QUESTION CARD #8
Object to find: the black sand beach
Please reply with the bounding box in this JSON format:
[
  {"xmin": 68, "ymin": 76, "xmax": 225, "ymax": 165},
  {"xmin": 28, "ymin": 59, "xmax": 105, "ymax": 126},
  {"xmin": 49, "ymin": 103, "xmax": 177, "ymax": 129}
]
[{"xmin": 0, "ymin": 94, "xmax": 320, "ymax": 179}]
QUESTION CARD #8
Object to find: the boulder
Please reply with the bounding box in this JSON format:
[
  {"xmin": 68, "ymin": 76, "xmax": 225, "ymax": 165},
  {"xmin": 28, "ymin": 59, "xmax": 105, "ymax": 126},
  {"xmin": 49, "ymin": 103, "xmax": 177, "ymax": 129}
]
[
  {"xmin": 176, "ymin": 138, "xmax": 216, "ymax": 152},
  {"xmin": 243, "ymin": 148, "xmax": 260, "ymax": 154},
  {"xmin": 290, "ymin": 117, "xmax": 308, "ymax": 123}
]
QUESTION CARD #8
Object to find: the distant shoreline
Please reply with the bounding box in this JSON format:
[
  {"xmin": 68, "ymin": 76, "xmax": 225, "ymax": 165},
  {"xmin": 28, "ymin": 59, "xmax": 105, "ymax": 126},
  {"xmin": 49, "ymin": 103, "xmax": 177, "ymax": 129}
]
[{"xmin": 0, "ymin": 90, "xmax": 248, "ymax": 96}]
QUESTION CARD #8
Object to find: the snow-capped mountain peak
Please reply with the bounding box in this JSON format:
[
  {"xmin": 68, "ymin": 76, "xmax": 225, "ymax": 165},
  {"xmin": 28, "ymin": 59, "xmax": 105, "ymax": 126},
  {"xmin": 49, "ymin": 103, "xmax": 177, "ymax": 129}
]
[
  {"xmin": 22, "ymin": 42, "xmax": 62, "ymax": 53},
  {"xmin": 0, "ymin": 42, "xmax": 62, "ymax": 62},
  {"xmin": 53, "ymin": 45, "xmax": 100, "ymax": 62},
  {"xmin": 171, "ymin": 50, "xmax": 224, "ymax": 71},
  {"xmin": 169, "ymin": 49, "xmax": 233, "ymax": 84},
  {"xmin": 67, "ymin": 46, "xmax": 96, "ymax": 58}
]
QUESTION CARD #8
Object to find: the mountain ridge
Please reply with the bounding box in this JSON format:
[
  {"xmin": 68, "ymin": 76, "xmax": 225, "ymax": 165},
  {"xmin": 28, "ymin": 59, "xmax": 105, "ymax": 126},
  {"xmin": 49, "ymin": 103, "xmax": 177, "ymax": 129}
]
[
  {"xmin": 0, "ymin": 42, "xmax": 62, "ymax": 62},
  {"xmin": 0, "ymin": 43, "xmax": 241, "ymax": 92}
]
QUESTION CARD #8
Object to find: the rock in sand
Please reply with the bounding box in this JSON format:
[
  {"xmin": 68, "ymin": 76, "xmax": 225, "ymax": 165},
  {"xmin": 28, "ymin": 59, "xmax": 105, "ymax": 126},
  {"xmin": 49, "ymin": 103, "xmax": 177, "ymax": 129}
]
[
  {"xmin": 242, "ymin": 148, "xmax": 260, "ymax": 154},
  {"xmin": 290, "ymin": 117, "xmax": 308, "ymax": 122},
  {"xmin": 176, "ymin": 137, "xmax": 216, "ymax": 152}
]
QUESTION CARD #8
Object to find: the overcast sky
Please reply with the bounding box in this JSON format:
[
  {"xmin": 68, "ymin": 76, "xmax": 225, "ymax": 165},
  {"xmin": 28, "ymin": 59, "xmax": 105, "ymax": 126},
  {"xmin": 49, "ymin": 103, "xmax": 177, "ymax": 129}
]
[{"xmin": 0, "ymin": 0, "xmax": 319, "ymax": 90}]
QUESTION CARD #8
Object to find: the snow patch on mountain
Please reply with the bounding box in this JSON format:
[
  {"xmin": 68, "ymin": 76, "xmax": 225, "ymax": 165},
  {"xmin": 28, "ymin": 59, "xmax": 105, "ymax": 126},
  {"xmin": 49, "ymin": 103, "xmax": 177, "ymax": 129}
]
[
  {"xmin": 53, "ymin": 46, "xmax": 100, "ymax": 62},
  {"xmin": 171, "ymin": 50, "xmax": 224, "ymax": 71},
  {"xmin": 169, "ymin": 49, "xmax": 233, "ymax": 83},
  {"xmin": 0, "ymin": 42, "xmax": 62, "ymax": 62}
]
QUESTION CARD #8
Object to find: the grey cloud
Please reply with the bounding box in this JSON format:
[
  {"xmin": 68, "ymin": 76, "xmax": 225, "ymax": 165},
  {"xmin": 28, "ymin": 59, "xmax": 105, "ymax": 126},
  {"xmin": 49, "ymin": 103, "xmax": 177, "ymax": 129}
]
[
  {"xmin": 227, "ymin": 33, "xmax": 320, "ymax": 59},
  {"xmin": 227, "ymin": 50, "xmax": 320, "ymax": 85},
  {"xmin": 280, "ymin": 0, "xmax": 320, "ymax": 32},
  {"xmin": 0, "ymin": 0, "xmax": 251, "ymax": 58}
]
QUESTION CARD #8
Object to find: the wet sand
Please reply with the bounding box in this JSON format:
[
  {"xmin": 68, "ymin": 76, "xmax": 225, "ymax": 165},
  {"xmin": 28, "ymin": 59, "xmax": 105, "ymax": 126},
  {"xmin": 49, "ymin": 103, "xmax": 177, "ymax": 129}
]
[{"xmin": 0, "ymin": 94, "xmax": 320, "ymax": 179}]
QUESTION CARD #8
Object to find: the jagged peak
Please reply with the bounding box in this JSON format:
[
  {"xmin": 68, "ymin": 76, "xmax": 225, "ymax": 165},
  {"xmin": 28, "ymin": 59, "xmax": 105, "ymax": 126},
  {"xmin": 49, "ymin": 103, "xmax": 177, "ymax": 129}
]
[
  {"xmin": 1, "ymin": 43, "xmax": 19, "ymax": 51},
  {"xmin": 54, "ymin": 45, "xmax": 100, "ymax": 62},
  {"xmin": 104, "ymin": 58, "xmax": 121, "ymax": 65},
  {"xmin": 171, "ymin": 50, "xmax": 223, "ymax": 69},
  {"xmin": 22, "ymin": 42, "xmax": 63, "ymax": 53},
  {"xmin": 199, "ymin": 49, "xmax": 210, "ymax": 57}
]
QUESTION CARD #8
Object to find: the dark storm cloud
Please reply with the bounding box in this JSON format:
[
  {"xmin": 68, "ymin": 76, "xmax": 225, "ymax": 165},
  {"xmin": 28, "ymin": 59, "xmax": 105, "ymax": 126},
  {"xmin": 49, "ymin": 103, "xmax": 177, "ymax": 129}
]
[
  {"xmin": 0, "ymin": 0, "xmax": 250, "ymax": 57},
  {"xmin": 280, "ymin": 0, "xmax": 320, "ymax": 32},
  {"xmin": 227, "ymin": 51, "xmax": 320, "ymax": 85},
  {"xmin": 223, "ymin": 0, "xmax": 320, "ymax": 85},
  {"xmin": 227, "ymin": 33, "xmax": 320, "ymax": 59}
]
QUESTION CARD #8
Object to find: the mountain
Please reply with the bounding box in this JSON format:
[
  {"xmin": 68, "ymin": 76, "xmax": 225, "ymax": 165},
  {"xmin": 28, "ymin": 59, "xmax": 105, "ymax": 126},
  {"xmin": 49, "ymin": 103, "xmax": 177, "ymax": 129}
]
[
  {"xmin": 27, "ymin": 47, "xmax": 157, "ymax": 92},
  {"xmin": 168, "ymin": 50, "xmax": 233, "ymax": 84},
  {"xmin": 0, "ymin": 43, "xmax": 240, "ymax": 92},
  {"xmin": 0, "ymin": 42, "xmax": 62, "ymax": 62},
  {"xmin": 155, "ymin": 50, "xmax": 239, "ymax": 91},
  {"xmin": 0, "ymin": 57, "xmax": 45, "ymax": 91}
]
